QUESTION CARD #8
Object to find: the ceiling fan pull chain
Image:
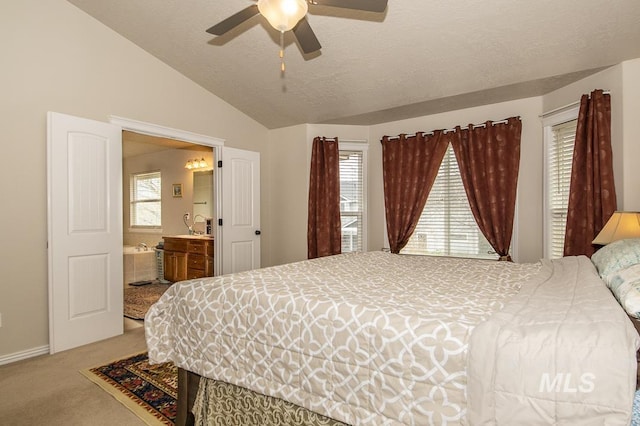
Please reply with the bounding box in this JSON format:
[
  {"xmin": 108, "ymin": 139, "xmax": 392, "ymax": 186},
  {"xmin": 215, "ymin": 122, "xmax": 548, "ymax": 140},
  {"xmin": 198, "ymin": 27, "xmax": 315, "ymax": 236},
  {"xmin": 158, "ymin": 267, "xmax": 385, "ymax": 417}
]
[{"xmin": 279, "ymin": 30, "xmax": 285, "ymax": 74}]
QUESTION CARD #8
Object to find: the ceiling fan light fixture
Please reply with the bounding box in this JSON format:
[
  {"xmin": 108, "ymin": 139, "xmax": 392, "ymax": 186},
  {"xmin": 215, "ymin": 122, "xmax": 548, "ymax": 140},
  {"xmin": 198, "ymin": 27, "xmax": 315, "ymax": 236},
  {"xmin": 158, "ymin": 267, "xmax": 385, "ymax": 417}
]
[{"xmin": 258, "ymin": 0, "xmax": 308, "ymax": 32}]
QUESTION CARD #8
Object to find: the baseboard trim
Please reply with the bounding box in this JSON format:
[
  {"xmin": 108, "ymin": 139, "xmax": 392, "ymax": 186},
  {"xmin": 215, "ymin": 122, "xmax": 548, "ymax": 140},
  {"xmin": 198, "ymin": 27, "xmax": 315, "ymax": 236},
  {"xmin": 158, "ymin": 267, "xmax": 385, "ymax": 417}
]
[{"xmin": 0, "ymin": 345, "xmax": 49, "ymax": 366}]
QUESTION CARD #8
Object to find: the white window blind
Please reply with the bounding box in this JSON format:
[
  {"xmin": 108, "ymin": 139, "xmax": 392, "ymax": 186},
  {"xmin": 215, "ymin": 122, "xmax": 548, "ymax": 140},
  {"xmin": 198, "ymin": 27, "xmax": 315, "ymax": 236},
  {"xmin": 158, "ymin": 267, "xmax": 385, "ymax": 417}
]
[
  {"xmin": 401, "ymin": 145, "xmax": 497, "ymax": 260},
  {"xmin": 130, "ymin": 171, "xmax": 161, "ymax": 227},
  {"xmin": 340, "ymin": 150, "xmax": 364, "ymax": 252},
  {"xmin": 546, "ymin": 119, "xmax": 577, "ymax": 259}
]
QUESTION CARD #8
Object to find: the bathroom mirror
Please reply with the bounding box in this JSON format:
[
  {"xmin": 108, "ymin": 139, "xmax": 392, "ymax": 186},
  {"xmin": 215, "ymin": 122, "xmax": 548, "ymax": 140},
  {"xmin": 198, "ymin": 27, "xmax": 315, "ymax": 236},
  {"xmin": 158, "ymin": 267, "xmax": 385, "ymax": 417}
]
[{"xmin": 193, "ymin": 170, "xmax": 214, "ymax": 220}]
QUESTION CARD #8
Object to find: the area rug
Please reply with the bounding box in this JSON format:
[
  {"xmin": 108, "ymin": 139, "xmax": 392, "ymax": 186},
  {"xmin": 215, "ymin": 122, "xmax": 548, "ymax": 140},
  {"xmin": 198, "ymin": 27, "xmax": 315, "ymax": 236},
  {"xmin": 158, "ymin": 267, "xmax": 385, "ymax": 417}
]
[
  {"xmin": 124, "ymin": 283, "xmax": 171, "ymax": 320},
  {"xmin": 81, "ymin": 352, "xmax": 177, "ymax": 426}
]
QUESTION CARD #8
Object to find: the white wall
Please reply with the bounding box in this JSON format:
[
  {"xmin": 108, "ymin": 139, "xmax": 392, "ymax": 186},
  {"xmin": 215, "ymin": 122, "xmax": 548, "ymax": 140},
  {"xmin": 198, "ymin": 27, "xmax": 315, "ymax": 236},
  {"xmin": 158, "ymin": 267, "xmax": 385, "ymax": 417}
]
[
  {"xmin": 621, "ymin": 59, "xmax": 640, "ymax": 210},
  {"xmin": 0, "ymin": 0, "xmax": 268, "ymax": 359},
  {"xmin": 264, "ymin": 124, "xmax": 309, "ymax": 267}
]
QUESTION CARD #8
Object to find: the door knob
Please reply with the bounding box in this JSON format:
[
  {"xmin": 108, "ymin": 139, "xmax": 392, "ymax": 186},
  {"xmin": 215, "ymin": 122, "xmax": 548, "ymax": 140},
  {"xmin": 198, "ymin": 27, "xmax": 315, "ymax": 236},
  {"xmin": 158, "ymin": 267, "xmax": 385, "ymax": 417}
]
[{"xmin": 255, "ymin": 230, "xmax": 261, "ymax": 235}]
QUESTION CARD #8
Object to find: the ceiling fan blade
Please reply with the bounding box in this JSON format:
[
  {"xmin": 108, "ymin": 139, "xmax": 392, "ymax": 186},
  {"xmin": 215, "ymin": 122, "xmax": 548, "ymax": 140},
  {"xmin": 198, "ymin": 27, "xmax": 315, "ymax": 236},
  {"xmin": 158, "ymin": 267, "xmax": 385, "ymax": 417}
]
[
  {"xmin": 311, "ymin": 0, "xmax": 387, "ymax": 13},
  {"xmin": 293, "ymin": 17, "xmax": 322, "ymax": 54},
  {"xmin": 206, "ymin": 5, "xmax": 260, "ymax": 35}
]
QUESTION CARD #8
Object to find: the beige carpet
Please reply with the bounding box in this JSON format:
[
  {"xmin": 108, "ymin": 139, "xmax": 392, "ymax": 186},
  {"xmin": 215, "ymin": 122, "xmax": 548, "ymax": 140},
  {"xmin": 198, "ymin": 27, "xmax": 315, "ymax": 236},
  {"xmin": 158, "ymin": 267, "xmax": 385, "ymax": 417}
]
[{"xmin": 0, "ymin": 323, "xmax": 148, "ymax": 426}]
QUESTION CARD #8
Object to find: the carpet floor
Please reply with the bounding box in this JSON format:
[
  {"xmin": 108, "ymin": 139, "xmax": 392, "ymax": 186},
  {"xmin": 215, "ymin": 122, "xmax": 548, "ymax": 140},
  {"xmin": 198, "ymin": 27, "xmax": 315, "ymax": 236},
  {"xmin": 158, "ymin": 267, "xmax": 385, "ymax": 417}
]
[
  {"xmin": 81, "ymin": 352, "xmax": 177, "ymax": 426},
  {"xmin": 0, "ymin": 327, "xmax": 148, "ymax": 426},
  {"xmin": 124, "ymin": 283, "xmax": 171, "ymax": 320}
]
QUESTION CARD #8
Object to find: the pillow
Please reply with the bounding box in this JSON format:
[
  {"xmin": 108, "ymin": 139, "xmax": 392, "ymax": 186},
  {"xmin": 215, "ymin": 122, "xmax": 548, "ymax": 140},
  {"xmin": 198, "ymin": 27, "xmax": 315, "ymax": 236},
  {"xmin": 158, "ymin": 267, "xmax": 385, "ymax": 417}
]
[
  {"xmin": 606, "ymin": 263, "xmax": 640, "ymax": 318},
  {"xmin": 591, "ymin": 238, "xmax": 640, "ymax": 282}
]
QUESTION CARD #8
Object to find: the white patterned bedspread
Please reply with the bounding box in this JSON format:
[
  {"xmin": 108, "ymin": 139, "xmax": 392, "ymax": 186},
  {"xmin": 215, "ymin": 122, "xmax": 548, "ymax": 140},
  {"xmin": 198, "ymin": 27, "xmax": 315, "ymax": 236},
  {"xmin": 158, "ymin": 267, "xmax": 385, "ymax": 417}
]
[{"xmin": 145, "ymin": 251, "xmax": 541, "ymax": 425}]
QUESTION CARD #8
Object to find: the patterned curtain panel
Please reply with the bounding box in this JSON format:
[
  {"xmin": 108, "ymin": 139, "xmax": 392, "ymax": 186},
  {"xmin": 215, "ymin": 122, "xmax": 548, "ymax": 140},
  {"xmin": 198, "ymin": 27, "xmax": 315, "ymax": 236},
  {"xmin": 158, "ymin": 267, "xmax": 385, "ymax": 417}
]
[
  {"xmin": 450, "ymin": 117, "xmax": 522, "ymax": 261},
  {"xmin": 308, "ymin": 137, "xmax": 341, "ymax": 259},
  {"xmin": 564, "ymin": 90, "xmax": 617, "ymax": 257},
  {"xmin": 381, "ymin": 131, "xmax": 449, "ymax": 253}
]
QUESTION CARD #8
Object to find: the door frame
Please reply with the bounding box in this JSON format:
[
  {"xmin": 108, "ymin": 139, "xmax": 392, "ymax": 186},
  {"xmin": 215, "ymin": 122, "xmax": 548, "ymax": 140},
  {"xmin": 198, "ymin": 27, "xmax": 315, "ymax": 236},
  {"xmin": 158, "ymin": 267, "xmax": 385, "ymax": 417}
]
[{"xmin": 110, "ymin": 116, "xmax": 225, "ymax": 276}]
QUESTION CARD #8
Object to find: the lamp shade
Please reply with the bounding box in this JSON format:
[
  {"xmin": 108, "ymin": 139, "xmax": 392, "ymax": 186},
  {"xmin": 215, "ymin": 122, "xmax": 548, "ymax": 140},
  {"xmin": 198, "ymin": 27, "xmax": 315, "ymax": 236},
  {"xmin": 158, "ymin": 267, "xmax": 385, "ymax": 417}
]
[
  {"xmin": 258, "ymin": 0, "xmax": 308, "ymax": 32},
  {"xmin": 592, "ymin": 211, "xmax": 640, "ymax": 245}
]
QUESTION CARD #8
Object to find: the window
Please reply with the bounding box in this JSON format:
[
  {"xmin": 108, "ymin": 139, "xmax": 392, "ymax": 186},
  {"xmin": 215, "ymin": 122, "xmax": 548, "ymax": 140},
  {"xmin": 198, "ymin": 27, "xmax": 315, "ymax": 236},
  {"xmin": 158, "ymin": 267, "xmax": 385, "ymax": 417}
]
[
  {"xmin": 401, "ymin": 145, "xmax": 497, "ymax": 260},
  {"xmin": 544, "ymin": 110, "xmax": 578, "ymax": 259},
  {"xmin": 130, "ymin": 171, "xmax": 162, "ymax": 228},
  {"xmin": 339, "ymin": 145, "xmax": 367, "ymax": 252}
]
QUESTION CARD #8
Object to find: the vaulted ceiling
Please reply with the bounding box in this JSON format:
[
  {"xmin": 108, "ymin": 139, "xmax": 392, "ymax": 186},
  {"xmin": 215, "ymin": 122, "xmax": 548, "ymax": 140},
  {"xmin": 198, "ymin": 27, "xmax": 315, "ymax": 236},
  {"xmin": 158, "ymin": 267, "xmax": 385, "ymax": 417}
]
[{"xmin": 68, "ymin": 0, "xmax": 640, "ymax": 129}]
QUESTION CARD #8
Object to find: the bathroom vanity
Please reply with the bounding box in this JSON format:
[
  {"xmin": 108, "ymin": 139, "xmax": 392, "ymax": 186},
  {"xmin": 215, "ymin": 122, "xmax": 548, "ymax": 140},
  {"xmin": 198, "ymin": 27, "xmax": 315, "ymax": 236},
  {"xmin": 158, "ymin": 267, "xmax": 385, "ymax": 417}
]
[{"xmin": 163, "ymin": 235, "xmax": 214, "ymax": 282}]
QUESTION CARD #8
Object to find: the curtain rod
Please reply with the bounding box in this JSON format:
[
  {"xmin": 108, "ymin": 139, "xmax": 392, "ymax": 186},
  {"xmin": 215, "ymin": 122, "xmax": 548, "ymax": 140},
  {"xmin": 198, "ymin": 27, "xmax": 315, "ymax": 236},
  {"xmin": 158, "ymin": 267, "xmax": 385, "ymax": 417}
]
[
  {"xmin": 540, "ymin": 90, "xmax": 610, "ymax": 118},
  {"xmin": 387, "ymin": 118, "xmax": 513, "ymax": 140},
  {"xmin": 315, "ymin": 138, "xmax": 368, "ymax": 143}
]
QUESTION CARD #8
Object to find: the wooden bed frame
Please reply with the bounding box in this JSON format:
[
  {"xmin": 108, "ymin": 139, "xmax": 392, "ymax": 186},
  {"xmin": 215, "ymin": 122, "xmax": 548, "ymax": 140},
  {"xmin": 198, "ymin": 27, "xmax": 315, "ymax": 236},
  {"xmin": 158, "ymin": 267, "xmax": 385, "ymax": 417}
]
[
  {"xmin": 630, "ymin": 316, "xmax": 640, "ymax": 388},
  {"xmin": 176, "ymin": 368, "xmax": 200, "ymax": 426},
  {"xmin": 174, "ymin": 315, "xmax": 640, "ymax": 426}
]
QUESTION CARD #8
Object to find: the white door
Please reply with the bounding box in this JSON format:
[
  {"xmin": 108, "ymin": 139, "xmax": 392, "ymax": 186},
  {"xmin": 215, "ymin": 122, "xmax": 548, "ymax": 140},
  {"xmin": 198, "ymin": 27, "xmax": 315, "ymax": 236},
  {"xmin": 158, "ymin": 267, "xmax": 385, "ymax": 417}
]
[
  {"xmin": 221, "ymin": 147, "xmax": 261, "ymax": 274},
  {"xmin": 47, "ymin": 112, "xmax": 123, "ymax": 353}
]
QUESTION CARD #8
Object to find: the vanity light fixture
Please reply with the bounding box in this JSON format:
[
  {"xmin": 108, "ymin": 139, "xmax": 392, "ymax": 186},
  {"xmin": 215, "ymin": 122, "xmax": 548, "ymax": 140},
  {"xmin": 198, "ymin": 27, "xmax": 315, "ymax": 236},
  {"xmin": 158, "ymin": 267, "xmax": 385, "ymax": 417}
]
[{"xmin": 185, "ymin": 158, "xmax": 209, "ymax": 170}]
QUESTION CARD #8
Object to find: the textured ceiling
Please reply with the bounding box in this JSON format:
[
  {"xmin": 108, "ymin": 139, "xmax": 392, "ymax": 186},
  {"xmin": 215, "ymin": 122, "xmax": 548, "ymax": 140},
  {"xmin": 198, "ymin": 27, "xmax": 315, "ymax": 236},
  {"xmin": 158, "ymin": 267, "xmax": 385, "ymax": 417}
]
[{"xmin": 68, "ymin": 0, "xmax": 640, "ymax": 129}]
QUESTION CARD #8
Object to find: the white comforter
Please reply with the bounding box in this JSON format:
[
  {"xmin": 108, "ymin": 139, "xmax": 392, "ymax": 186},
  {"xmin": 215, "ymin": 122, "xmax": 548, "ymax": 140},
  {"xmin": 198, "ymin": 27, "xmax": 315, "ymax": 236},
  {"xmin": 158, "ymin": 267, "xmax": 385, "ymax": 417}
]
[
  {"xmin": 146, "ymin": 251, "xmax": 540, "ymax": 425},
  {"xmin": 467, "ymin": 256, "xmax": 639, "ymax": 425}
]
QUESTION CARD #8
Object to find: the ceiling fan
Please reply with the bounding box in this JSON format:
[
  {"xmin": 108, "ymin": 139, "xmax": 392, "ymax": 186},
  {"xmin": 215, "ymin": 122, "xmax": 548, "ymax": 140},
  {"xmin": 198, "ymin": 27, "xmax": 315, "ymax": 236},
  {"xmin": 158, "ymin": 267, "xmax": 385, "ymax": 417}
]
[{"xmin": 206, "ymin": 0, "xmax": 388, "ymax": 55}]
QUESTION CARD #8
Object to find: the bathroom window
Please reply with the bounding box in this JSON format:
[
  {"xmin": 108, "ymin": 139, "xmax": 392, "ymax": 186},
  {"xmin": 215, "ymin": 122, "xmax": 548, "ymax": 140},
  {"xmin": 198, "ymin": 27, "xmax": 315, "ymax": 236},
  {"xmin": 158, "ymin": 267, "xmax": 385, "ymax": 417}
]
[{"xmin": 130, "ymin": 171, "xmax": 161, "ymax": 228}]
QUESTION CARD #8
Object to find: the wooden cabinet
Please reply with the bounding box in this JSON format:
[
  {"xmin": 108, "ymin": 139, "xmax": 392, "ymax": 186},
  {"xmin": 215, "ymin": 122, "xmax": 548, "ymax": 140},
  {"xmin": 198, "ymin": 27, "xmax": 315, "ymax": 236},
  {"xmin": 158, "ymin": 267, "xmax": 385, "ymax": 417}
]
[
  {"xmin": 163, "ymin": 236, "xmax": 214, "ymax": 282},
  {"xmin": 185, "ymin": 238, "xmax": 215, "ymax": 279},
  {"xmin": 164, "ymin": 251, "xmax": 187, "ymax": 283}
]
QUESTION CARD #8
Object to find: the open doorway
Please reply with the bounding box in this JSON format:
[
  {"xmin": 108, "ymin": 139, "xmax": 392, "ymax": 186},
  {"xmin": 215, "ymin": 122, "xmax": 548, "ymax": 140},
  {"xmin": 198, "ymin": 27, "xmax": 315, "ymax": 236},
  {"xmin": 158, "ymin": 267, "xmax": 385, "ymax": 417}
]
[
  {"xmin": 121, "ymin": 130, "xmax": 215, "ymax": 327},
  {"xmin": 48, "ymin": 113, "xmax": 259, "ymax": 352}
]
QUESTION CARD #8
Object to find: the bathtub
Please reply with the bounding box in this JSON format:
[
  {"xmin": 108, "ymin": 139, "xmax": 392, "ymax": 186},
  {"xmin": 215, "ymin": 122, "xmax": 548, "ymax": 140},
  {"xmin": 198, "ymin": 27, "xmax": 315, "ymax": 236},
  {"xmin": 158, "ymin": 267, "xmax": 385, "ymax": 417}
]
[
  {"xmin": 123, "ymin": 245, "xmax": 154, "ymax": 254},
  {"xmin": 123, "ymin": 245, "xmax": 156, "ymax": 286}
]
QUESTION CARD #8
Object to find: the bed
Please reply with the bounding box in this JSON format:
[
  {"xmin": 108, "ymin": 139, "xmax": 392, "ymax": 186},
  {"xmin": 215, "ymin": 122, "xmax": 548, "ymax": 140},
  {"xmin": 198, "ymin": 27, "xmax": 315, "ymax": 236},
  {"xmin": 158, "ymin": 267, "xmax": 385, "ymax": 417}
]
[{"xmin": 145, "ymin": 245, "xmax": 640, "ymax": 425}]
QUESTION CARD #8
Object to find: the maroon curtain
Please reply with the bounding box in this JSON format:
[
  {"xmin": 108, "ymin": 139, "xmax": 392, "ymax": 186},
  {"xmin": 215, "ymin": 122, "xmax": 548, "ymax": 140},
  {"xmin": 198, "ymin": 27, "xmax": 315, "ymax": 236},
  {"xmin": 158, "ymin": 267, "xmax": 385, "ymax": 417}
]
[
  {"xmin": 564, "ymin": 90, "xmax": 617, "ymax": 257},
  {"xmin": 450, "ymin": 117, "xmax": 522, "ymax": 261},
  {"xmin": 381, "ymin": 131, "xmax": 449, "ymax": 253},
  {"xmin": 307, "ymin": 137, "xmax": 341, "ymax": 259}
]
